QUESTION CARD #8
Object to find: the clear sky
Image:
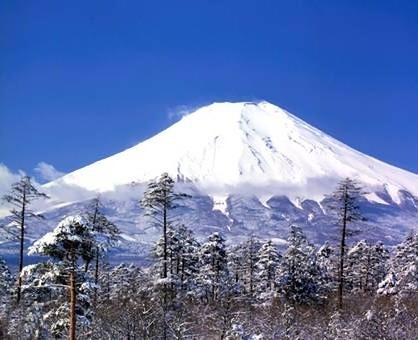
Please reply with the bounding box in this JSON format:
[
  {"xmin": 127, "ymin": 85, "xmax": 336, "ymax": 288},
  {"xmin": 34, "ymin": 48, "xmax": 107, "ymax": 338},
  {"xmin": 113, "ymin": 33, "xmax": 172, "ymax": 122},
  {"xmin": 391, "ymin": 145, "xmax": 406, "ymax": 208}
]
[{"xmin": 1, "ymin": 0, "xmax": 417, "ymax": 179}]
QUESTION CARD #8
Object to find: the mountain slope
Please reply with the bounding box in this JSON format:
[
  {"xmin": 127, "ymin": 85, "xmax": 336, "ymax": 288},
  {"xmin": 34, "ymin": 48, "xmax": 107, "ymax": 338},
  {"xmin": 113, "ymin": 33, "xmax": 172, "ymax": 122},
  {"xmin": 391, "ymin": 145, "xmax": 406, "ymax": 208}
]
[
  {"xmin": 2, "ymin": 101, "xmax": 417, "ymax": 263},
  {"xmin": 46, "ymin": 101, "xmax": 418, "ymax": 204}
]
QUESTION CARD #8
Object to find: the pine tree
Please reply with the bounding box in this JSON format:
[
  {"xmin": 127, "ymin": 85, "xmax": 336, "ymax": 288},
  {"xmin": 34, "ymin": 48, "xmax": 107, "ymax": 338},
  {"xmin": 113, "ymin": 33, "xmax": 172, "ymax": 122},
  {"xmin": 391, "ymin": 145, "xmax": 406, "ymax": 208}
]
[
  {"xmin": 28, "ymin": 215, "xmax": 96, "ymax": 340},
  {"xmin": 0, "ymin": 256, "xmax": 12, "ymax": 304},
  {"xmin": 276, "ymin": 225, "xmax": 328, "ymax": 305},
  {"xmin": 378, "ymin": 231, "xmax": 417, "ymax": 297},
  {"xmin": 255, "ymin": 240, "xmax": 281, "ymax": 298},
  {"xmin": 170, "ymin": 225, "xmax": 200, "ymax": 294},
  {"xmin": 346, "ymin": 239, "xmax": 370, "ymax": 293},
  {"xmin": 84, "ymin": 197, "xmax": 120, "ymax": 298},
  {"xmin": 346, "ymin": 240, "xmax": 389, "ymax": 294},
  {"xmin": 141, "ymin": 174, "xmax": 189, "ymax": 339},
  {"xmin": 227, "ymin": 243, "xmax": 245, "ymax": 289},
  {"xmin": 197, "ymin": 232, "xmax": 229, "ymax": 302},
  {"xmin": 316, "ymin": 241, "xmax": 337, "ymax": 291},
  {"xmin": 241, "ymin": 235, "xmax": 261, "ymax": 298},
  {"xmin": 92, "ymin": 263, "xmax": 153, "ymax": 338},
  {"xmin": 2, "ymin": 176, "xmax": 49, "ymax": 303},
  {"xmin": 368, "ymin": 241, "xmax": 389, "ymax": 290},
  {"xmin": 0, "ymin": 256, "xmax": 13, "ymax": 337},
  {"xmin": 141, "ymin": 173, "xmax": 188, "ymax": 280},
  {"xmin": 19, "ymin": 260, "xmax": 93, "ymax": 338},
  {"xmin": 329, "ymin": 177, "xmax": 364, "ymax": 309}
]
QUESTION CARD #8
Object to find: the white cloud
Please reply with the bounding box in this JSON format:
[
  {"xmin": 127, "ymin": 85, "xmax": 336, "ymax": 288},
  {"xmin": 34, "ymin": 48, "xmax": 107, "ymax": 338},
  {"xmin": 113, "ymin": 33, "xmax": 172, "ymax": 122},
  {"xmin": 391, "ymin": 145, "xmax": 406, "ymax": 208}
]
[
  {"xmin": 166, "ymin": 102, "xmax": 209, "ymax": 121},
  {"xmin": 167, "ymin": 104, "xmax": 194, "ymax": 120},
  {"xmin": 34, "ymin": 162, "xmax": 65, "ymax": 182},
  {"xmin": 0, "ymin": 163, "xmax": 24, "ymax": 196},
  {"xmin": 0, "ymin": 164, "xmax": 26, "ymax": 217}
]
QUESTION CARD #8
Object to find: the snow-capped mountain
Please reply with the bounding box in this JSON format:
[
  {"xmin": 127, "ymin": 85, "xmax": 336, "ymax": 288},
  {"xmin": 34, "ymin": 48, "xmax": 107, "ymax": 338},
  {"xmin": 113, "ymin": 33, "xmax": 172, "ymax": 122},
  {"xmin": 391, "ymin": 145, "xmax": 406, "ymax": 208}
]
[
  {"xmin": 46, "ymin": 101, "xmax": 418, "ymax": 203},
  {"xmin": 2, "ymin": 101, "xmax": 418, "ymax": 263}
]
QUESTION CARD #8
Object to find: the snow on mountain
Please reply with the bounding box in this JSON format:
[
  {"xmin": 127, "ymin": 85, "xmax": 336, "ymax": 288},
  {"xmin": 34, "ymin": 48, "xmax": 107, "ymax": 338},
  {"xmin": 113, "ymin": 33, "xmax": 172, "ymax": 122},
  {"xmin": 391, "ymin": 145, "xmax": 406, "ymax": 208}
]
[
  {"xmin": 46, "ymin": 101, "xmax": 418, "ymax": 204},
  {"xmin": 2, "ymin": 101, "xmax": 417, "ymax": 263}
]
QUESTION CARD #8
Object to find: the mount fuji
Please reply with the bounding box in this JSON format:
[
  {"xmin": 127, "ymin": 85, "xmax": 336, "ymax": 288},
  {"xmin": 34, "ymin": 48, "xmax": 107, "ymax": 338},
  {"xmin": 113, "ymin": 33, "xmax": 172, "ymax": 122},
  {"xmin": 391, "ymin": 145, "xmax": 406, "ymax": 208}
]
[{"xmin": 2, "ymin": 101, "xmax": 418, "ymax": 262}]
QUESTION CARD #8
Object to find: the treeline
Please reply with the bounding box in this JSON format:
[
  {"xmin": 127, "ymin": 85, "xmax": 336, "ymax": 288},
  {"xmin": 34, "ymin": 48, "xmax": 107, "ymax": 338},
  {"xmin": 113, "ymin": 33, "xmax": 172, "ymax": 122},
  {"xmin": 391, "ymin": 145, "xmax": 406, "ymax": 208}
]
[{"xmin": 0, "ymin": 174, "xmax": 417, "ymax": 339}]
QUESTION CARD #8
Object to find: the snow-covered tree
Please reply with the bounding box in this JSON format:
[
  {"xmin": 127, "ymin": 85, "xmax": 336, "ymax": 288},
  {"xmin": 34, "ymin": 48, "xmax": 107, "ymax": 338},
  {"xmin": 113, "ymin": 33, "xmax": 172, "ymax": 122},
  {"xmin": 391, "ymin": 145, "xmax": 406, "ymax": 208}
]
[
  {"xmin": 84, "ymin": 197, "xmax": 120, "ymax": 295},
  {"xmin": 170, "ymin": 224, "xmax": 200, "ymax": 294},
  {"xmin": 2, "ymin": 176, "xmax": 48, "ymax": 302},
  {"xmin": 346, "ymin": 239, "xmax": 370, "ymax": 293},
  {"xmin": 153, "ymin": 223, "xmax": 200, "ymax": 305},
  {"xmin": 227, "ymin": 243, "xmax": 246, "ymax": 288},
  {"xmin": 368, "ymin": 241, "xmax": 390, "ymax": 290},
  {"xmin": 0, "ymin": 256, "xmax": 13, "ymax": 337},
  {"xmin": 197, "ymin": 232, "xmax": 229, "ymax": 302},
  {"xmin": 329, "ymin": 177, "xmax": 364, "ymax": 309},
  {"xmin": 91, "ymin": 263, "xmax": 157, "ymax": 338},
  {"xmin": 276, "ymin": 225, "xmax": 329, "ymax": 305},
  {"xmin": 316, "ymin": 241, "xmax": 337, "ymax": 291},
  {"xmin": 346, "ymin": 240, "xmax": 389, "ymax": 294},
  {"xmin": 141, "ymin": 173, "xmax": 190, "ymax": 339},
  {"xmin": 241, "ymin": 236, "xmax": 261, "ymax": 297},
  {"xmin": 378, "ymin": 231, "xmax": 417, "ymax": 297},
  {"xmin": 0, "ymin": 256, "xmax": 12, "ymax": 305},
  {"xmin": 326, "ymin": 311, "xmax": 354, "ymax": 339},
  {"xmin": 141, "ymin": 173, "xmax": 188, "ymax": 280},
  {"xmin": 28, "ymin": 215, "xmax": 96, "ymax": 340},
  {"xmin": 255, "ymin": 240, "xmax": 281, "ymax": 298},
  {"xmin": 353, "ymin": 308, "xmax": 388, "ymax": 339}
]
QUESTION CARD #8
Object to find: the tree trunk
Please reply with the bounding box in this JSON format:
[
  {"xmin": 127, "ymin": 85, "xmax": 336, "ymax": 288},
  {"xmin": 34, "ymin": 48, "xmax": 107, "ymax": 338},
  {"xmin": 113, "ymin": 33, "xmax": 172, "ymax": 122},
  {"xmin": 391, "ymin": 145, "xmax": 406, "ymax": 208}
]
[
  {"xmin": 17, "ymin": 187, "xmax": 26, "ymax": 304},
  {"xmin": 338, "ymin": 189, "xmax": 348, "ymax": 310},
  {"xmin": 162, "ymin": 195, "xmax": 168, "ymax": 340},
  {"xmin": 163, "ymin": 199, "xmax": 167, "ymax": 279},
  {"xmin": 69, "ymin": 250, "xmax": 77, "ymax": 340},
  {"xmin": 94, "ymin": 245, "xmax": 100, "ymax": 302}
]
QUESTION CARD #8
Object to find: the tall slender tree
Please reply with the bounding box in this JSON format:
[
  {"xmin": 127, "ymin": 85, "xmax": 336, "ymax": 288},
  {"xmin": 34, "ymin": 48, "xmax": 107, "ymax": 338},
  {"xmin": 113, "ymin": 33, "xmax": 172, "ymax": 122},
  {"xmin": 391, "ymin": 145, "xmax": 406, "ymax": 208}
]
[
  {"xmin": 141, "ymin": 173, "xmax": 188, "ymax": 280},
  {"xmin": 84, "ymin": 197, "xmax": 120, "ymax": 297},
  {"xmin": 329, "ymin": 177, "xmax": 364, "ymax": 309},
  {"xmin": 141, "ymin": 173, "xmax": 188, "ymax": 339},
  {"xmin": 2, "ymin": 176, "xmax": 48, "ymax": 303}
]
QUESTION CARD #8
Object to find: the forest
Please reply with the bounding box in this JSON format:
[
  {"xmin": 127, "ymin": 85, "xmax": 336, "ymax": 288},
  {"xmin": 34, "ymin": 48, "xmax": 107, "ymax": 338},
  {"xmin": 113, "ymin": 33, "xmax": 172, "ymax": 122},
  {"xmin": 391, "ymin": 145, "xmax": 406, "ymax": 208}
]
[{"xmin": 0, "ymin": 174, "xmax": 417, "ymax": 339}]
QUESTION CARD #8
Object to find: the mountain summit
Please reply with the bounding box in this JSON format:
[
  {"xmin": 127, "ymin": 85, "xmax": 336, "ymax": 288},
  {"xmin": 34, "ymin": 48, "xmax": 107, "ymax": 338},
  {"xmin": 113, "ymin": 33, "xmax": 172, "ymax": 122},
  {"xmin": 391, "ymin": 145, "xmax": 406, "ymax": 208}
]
[{"xmin": 47, "ymin": 101, "xmax": 418, "ymax": 204}]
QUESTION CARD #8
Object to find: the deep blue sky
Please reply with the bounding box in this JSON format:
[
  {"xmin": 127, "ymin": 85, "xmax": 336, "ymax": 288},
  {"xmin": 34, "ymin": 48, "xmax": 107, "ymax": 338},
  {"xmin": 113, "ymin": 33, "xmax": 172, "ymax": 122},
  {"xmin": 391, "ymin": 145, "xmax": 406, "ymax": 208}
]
[{"xmin": 1, "ymin": 0, "xmax": 417, "ymax": 177}]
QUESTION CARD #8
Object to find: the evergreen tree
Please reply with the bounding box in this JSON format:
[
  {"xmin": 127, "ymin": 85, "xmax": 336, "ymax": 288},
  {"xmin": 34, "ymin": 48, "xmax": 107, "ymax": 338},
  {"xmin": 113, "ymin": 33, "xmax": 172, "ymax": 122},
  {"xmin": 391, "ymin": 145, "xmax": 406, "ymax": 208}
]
[
  {"xmin": 378, "ymin": 231, "xmax": 417, "ymax": 297},
  {"xmin": 170, "ymin": 225, "xmax": 200, "ymax": 294},
  {"xmin": 141, "ymin": 173, "xmax": 190, "ymax": 339},
  {"xmin": 197, "ymin": 232, "xmax": 229, "ymax": 302},
  {"xmin": 0, "ymin": 256, "xmax": 13, "ymax": 338},
  {"xmin": 346, "ymin": 239, "xmax": 370, "ymax": 293},
  {"xmin": 2, "ymin": 176, "xmax": 49, "ymax": 303},
  {"xmin": 241, "ymin": 235, "xmax": 261, "ymax": 297},
  {"xmin": 316, "ymin": 241, "xmax": 337, "ymax": 291},
  {"xmin": 368, "ymin": 241, "xmax": 390, "ymax": 290},
  {"xmin": 276, "ymin": 225, "xmax": 328, "ymax": 305},
  {"xmin": 227, "ymin": 243, "xmax": 246, "ymax": 288},
  {"xmin": 28, "ymin": 215, "xmax": 96, "ymax": 340},
  {"xmin": 0, "ymin": 256, "xmax": 12, "ymax": 305},
  {"xmin": 84, "ymin": 197, "xmax": 120, "ymax": 296},
  {"xmin": 141, "ymin": 173, "xmax": 188, "ymax": 280},
  {"xmin": 329, "ymin": 177, "xmax": 364, "ymax": 309},
  {"xmin": 255, "ymin": 240, "xmax": 281, "ymax": 298},
  {"xmin": 91, "ymin": 263, "xmax": 154, "ymax": 338},
  {"xmin": 346, "ymin": 240, "xmax": 389, "ymax": 294}
]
